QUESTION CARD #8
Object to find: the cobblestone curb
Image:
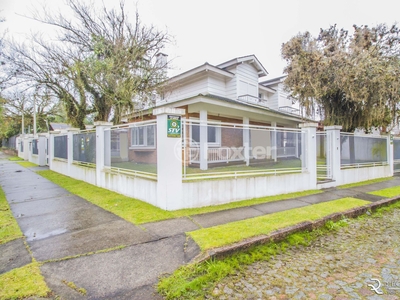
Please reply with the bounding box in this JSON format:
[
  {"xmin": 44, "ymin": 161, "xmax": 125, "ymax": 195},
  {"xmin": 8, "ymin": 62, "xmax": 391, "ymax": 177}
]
[{"xmin": 192, "ymin": 195, "xmax": 400, "ymax": 264}]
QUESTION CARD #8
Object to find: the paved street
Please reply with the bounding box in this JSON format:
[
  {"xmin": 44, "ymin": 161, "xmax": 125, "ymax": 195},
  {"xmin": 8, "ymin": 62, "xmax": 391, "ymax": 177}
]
[{"xmin": 208, "ymin": 208, "xmax": 400, "ymax": 299}]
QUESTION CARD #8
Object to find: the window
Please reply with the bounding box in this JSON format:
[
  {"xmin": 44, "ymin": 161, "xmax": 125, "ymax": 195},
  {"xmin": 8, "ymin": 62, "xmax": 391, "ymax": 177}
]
[
  {"xmin": 190, "ymin": 123, "xmax": 221, "ymax": 147},
  {"xmin": 131, "ymin": 124, "xmax": 156, "ymax": 148}
]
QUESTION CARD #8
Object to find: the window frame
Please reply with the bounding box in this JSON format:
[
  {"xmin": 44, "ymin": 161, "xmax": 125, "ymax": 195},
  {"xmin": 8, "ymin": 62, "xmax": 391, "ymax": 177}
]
[
  {"xmin": 189, "ymin": 119, "xmax": 221, "ymax": 148},
  {"xmin": 130, "ymin": 124, "xmax": 156, "ymax": 149}
]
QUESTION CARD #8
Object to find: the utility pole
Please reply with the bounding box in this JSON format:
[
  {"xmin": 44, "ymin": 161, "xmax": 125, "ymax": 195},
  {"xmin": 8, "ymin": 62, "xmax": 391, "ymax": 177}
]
[
  {"xmin": 33, "ymin": 93, "xmax": 37, "ymax": 136},
  {"xmin": 21, "ymin": 100, "xmax": 25, "ymax": 135}
]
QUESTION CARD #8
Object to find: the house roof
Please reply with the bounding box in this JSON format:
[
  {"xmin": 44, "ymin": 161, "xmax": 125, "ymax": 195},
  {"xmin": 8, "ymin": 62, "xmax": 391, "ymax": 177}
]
[
  {"xmin": 201, "ymin": 94, "xmax": 305, "ymax": 120},
  {"xmin": 49, "ymin": 123, "xmax": 71, "ymax": 131},
  {"xmin": 217, "ymin": 55, "xmax": 269, "ymax": 77},
  {"xmin": 157, "ymin": 93, "xmax": 312, "ymax": 123},
  {"xmin": 167, "ymin": 55, "xmax": 269, "ymax": 85},
  {"xmin": 167, "ymin": 62, "xmax": 235, "ymax": 84},
  {"xmin": 260, "ymin": 75, "xmax": 287, "ymax": 87}
]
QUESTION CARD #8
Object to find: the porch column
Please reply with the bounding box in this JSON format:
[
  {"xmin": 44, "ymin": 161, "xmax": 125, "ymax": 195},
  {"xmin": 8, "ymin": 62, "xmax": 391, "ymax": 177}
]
[
  {"xmin": 271, "ymin": 122, "xmax": 277, "ymax": 162},
  {"xmin": 153, "ymin": 107, "xmax": 185, "ymax": 210},
  {"xmin": 243, "ymin": 117, "xmax": 250, "ymax": 166},
  {"xmin": 199, "ymin": 110, "xmax": 208, "ymax": 170},
  {"xmin": 299, "ymin": 122, "xmax": 318, "ymax": 186},
  {"xmin": 325, "ymin": 126, "xmax": 342, "ymax": 182},
  {"xmin": 95, "ymin": 121, "xmax": 113, "ymax": 188}
]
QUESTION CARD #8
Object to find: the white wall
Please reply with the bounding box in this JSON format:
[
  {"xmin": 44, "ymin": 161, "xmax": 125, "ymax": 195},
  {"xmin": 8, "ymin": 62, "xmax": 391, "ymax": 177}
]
[
  {"xmin": 338, "ymin": 165, "xmax": 392, "ymax": 186},
  {"xmin": 207, "ymin": 74, "xmax": 227, "ymax": 97},
  {"xmin": 165, "ymin": 76, "xmax": 208, "ymax": 102},
  {"xmin": 103, "ymin": 171, "xmax": 158, "ymax": 206},
  {"xmin": 181, "ymin": 172, "xmax": 314, "ymax": 209}
]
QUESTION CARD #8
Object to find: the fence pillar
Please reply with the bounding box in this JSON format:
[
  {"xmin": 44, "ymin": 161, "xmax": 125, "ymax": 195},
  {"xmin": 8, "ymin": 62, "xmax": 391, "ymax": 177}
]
[
  {"xmin": 38, "ymin": 135, "xmax": 47, "ymax": 166},
  {"xmin": 23, "ymin": 136, "xmax": 29, "ymax": 161},
  {"xmin": 299, "ymin": 123, "xmax": 318, "ymax": 185},
  {"xmin": 154, "ymin": 107, "xmax": 185, "ymax": 210},
  {"xmin": 95, "ymin": 122, "xmax": 113, "ymax": 187},
  {"xmin": 199, "ymin": 110, "xmax": 208, "ymax": 170},
  {"xmin": 48, "ymin": 133, "xmax": 55, "ymax": 170},
  {"xmin": 325, "ymin": 126, "xmax": 342, "ymax": 182}
]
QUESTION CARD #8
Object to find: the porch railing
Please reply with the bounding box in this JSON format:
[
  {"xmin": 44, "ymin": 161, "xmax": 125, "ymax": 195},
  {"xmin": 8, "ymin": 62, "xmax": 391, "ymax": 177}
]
[
  {"xmin": 188, "ymin": 147, "xmax": 245, "ymax": 164},
  {"xmin": 238, "ymin": 94, "xmax": 268, "ymax": 107}
]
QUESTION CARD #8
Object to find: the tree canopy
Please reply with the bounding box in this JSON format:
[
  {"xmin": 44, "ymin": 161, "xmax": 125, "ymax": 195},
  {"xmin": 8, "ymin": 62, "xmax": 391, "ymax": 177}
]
[
  {"xmin": 281, "ymin": 24, "xmax": 400, "ymax": 132},
  {"xmin": 2, "ymin": 0, "xmax": 170, "ymax": 129}
]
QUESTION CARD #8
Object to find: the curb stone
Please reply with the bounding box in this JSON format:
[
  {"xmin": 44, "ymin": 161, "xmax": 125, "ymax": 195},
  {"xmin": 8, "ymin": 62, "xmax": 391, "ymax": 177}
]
[{"xmin": 191, "ymin": 195, "xmax": 400, "ymax": 264}]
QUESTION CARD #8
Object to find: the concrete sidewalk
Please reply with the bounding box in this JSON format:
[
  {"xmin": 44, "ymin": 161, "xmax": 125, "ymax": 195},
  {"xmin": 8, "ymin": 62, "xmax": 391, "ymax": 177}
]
[{"xmin": 1, "ymin": 152, "xmax": 399, "ymax": 299}]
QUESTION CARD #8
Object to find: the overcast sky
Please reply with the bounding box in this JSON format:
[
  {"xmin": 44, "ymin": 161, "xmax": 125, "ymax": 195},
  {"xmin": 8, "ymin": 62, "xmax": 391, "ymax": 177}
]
[{"xmin": 1, "ymin": 0, "xmax": 399, "ymax": 78}]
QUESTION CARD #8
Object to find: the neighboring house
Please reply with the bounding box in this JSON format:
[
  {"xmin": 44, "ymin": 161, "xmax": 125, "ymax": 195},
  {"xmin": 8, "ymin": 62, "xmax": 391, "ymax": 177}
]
[
  {"xmin": 122, "ymin": 55, "xmax": 316, "ymax": 168},
  {"xmin": 49, "ymin": 123, "xmax": 71, "ymax": 131}
]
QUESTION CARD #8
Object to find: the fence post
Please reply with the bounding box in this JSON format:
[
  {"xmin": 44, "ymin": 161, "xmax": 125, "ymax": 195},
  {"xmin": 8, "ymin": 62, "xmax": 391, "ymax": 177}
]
[
  {"xmin": 48, "ymin": 132, "xmax": 55, "ymax": 170},
  {"xmin": 95, "ymin": 122, "xmax": 113, "ymax": 187},
  {"xmin": 153, "ymin": 107, "xmax": 185, "ymax": 210},
  {"xmin": 325, "ymin": 126, "xmax": 342, "ymax": 183},
  {"xmin": 299, "ymin": 123, "xmax": 318, "ymax": 186}
]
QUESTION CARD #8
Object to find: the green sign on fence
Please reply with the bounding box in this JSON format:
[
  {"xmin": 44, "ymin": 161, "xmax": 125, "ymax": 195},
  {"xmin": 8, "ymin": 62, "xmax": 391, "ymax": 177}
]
[{"xmin": 167, "ymin": 115, "xmax": 181, "ymax": 138}]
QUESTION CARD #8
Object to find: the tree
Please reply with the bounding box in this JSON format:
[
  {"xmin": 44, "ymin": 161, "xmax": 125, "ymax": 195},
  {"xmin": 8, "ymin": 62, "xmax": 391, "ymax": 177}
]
[
  {"xmin": 2, "ymin": 0, "xmax": 170, "ymax": 128},
  {"xmin": 0, "ymin": 89, "xmax": 62, "ymax": 139},
  {"xmin": 32, "ymin": 0, "xmax": 170, "ymax": 125},
  {"xmin": 281, "ymin": 24, "xmax": 400, "ymax": 132}
]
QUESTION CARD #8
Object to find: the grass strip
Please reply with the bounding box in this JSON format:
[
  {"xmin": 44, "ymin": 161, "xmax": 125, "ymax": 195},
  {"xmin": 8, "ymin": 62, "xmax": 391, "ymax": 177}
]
[
  {"xmin": 0, "ymin": 262, "xmax": 51, "ymax": 299},
  {"xmin": 0, "ymin": 186, "xmax": 23, "ymax": 245},
  {"xmin": 188, "ymin": 198, "xmax": 369, "ymax": 250},
  {"xmin": 158, "ymin": 219, "xmax": 350, "ymax": 299},
  {"xmin": 16, "ymin": 161, "xmax": 38, "ymax": 168},
  {"xmin": 8, "ymin": 156, "xmax": 24, "ymax": 161},
  {"xmin": 36, "ymin": 170, "xmax": 322, "ymax": 224},
  {"xmin": 37, "ymin": 170, "xmax": 175, "ymax": 224},
  {"xmin": 172, "ymin": 190, "xmax": 322, "ymax": 217},
  {"xmin": 368, "ymin": 186, "xmax": 400, "ymax": 198},
  {"xmin": 158, "ymin": 200, "xmax": 400, "ymax": 299},
  {"xmin": 338, "ymin": 177, "xmax": 393, "ymax": 189}
]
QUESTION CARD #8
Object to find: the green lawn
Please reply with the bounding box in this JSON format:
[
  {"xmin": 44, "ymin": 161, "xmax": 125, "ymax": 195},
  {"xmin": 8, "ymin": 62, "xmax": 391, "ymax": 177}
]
[
  {"xmin": 0, "ymin": 187, "xmax": 23, "ymax": 245},
  {"xmin": 369, "ymin": 186, "xmax": 400, "ymax": 198},
  {"xmin": 0, "ymin": 262, "xmax": 51, "ymax": 299},
  {"xmin": 8, "ymin": 156, "xmax": 24, "ymax": 161},
  {"xmin": 16, "ymin": 161, "xmax": 38, "ymax": 168},
  {"xmin": 188, "ymin": 198, "xmax": 369, "ymax": 250},
  {"xmin": 338, "ymin": 177, "xmax": 394, "ymax": 189}
]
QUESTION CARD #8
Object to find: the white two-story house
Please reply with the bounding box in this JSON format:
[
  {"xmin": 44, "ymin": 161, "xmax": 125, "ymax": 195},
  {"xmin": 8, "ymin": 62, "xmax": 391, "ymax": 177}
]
[{"xmin": 125, "ymin": 54, "xmax": 315, "ymax": 169}]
